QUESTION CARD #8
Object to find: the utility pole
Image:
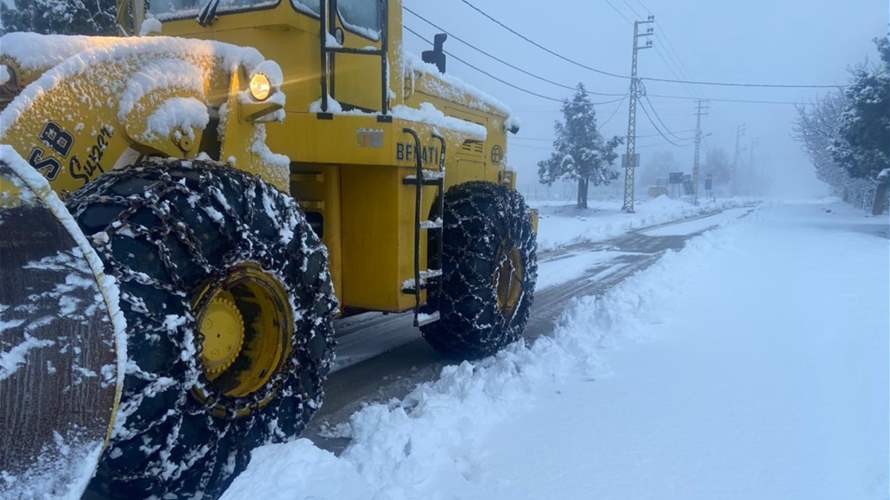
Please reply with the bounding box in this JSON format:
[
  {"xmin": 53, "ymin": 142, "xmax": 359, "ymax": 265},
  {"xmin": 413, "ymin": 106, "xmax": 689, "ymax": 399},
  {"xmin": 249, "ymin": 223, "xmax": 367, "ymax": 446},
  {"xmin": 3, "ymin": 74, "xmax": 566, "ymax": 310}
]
[
  {"xmin": 622, "ymin": 15, "xmax": 655, "ymax": 214},
  {"xmin": 748, "ymin": 137, "xmax": 759, "ymax": 194},
  {"xmin": 749, "ymin": 138, "xmax": 758, "ymax": 169},
  {"xmin": 692, "ymin": 99, "xmax": 709, "ymax": 205},
  {"xmin": 732, "ymin": 123, "xmax": 746, "ymax": 196}
]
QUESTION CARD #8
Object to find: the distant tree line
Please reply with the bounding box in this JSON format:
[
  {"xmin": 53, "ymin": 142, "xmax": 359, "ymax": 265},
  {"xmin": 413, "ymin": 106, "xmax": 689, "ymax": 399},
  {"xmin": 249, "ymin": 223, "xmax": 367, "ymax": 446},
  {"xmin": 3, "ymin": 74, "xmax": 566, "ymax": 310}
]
[{"xmin": 795, "ymin": 37, "xmax": 890, "ymax": 215}]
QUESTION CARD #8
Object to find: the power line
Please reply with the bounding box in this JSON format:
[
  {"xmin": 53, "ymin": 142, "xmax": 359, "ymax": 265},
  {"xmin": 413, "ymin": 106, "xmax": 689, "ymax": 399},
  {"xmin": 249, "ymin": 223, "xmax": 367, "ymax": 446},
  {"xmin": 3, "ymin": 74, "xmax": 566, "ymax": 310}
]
[
  {"xmin": 630, "ymin": 0, "xmax": 696, "ymax": 86},
  {"xmin": 459, "ymin": 0, "xmax": 845, "ymax": 89},
  {"xmin": 621, "ymin": 0, "xmax": 644, "ymax": 19},
  {"xmin": 404, "ymin": 7, "xmax": 572, "ymax": 93},
  {"xmin": 627, "ymin": 0, "xmax": 838, "ymax": 90},
  {"xmin": 600, "ymin": 0, "xmax": 698, "ymax": 99},
  {"xmin": 512, "ymin": 129, "xmax": 693, "ymax": 143},
  {"xmin": 654, "ymin": 22, "xmax": 696, "ymax": 85},
  {"xmin": 510, "ymin": 140, "xmax": 690, "ymax": 152},
  {"xmin": 406, "ymin": 26, "xmax": 631, "ymax": 106},
  {"xmin": 643, "ymin": 75, "xmax": 843, "ymax": 89},
  {"xmin": 639, "ymin": 98, "xmax": 689, "ymax": 148},
  {"xmin": 648, "ymin": 93, "xmax": 813, "ymax": 106},
  {"xmin": 643, "ymin": 94, "xmax": 688, "ymax": 142},
  {"xmin": 603, "ymin": 0, "xmax": 633, "ymax": 24},
  {"xmin": 600, "ymin": 94, "xmax": 629, "ymax": 128},
  {"xmin": 458, "ymin": 0, "xmax": 630, "ymax": 79},
  {"xmin": 592, "ymin": 96, "xmax": 629, "ymax": 106},
  {"xmin": 404, "ymin": 26, "xmax": 563, "ymax": 102},
  {"xmin": 652, "ymin": 44, "xmax": 698, "ymax": 98},
  {"xmin": 407, "ymin": 10, "xmax": 821, "ymax": 106},
  {"xmin": 636, "ymin": 140, "xmax": 691, "ymax": 149}
]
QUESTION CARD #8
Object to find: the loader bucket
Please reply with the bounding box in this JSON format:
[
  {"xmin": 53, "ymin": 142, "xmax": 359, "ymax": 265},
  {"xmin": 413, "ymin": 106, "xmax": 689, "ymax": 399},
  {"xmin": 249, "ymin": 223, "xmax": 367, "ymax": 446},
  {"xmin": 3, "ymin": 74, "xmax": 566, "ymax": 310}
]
[{"xmin": 0, "ymin": 146, "xmax": 123, "ymax": 498}]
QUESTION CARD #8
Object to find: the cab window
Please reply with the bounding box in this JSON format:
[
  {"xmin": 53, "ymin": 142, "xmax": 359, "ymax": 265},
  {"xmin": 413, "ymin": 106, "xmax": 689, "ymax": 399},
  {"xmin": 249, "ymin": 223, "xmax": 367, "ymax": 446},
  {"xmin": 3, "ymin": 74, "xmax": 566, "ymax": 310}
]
[
  {"xmin": 338, "ymin": 0, "xmax": 381, "ymax": 40},
  {"xmin": 150, "ymin": 0, "xmax": 279, "ymax": 20},
  {"xmin": 291, "ymin": 0, "xmax": 320, "ymax": 16}
]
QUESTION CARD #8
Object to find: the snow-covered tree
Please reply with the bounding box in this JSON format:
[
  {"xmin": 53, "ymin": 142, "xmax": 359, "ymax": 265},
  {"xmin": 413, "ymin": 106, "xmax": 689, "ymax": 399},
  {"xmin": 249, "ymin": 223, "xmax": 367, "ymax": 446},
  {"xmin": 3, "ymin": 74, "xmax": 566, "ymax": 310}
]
[
  {"xmin": 832, "ymin": 37, "xmax": 890, "ymax": 215},
  {"xmin": 538, "ymin": 84, "xmax": 623, "ymax": 209},
  {"xmin": 794, "ymin": 92, "xmax": 877, "ymax": 209},
  {"xmin": 0, "ymin": 0, "xmax": 118, "ymax": 35}
]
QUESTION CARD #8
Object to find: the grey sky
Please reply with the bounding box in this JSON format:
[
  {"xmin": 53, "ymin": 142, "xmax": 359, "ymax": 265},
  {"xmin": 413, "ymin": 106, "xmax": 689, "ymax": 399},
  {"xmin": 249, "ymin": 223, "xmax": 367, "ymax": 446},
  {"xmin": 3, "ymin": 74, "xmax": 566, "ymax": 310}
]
[{"xmin": 403, "ymin": 0, "xmax": 889, "ymax": 197}]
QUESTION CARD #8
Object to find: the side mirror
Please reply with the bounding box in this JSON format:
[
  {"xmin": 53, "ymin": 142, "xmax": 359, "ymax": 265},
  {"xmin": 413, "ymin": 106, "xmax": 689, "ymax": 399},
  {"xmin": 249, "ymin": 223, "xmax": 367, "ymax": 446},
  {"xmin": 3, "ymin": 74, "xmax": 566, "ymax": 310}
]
[{"xmin": 422, "ymin": 33, "xmax": 448, "ymax": 73}]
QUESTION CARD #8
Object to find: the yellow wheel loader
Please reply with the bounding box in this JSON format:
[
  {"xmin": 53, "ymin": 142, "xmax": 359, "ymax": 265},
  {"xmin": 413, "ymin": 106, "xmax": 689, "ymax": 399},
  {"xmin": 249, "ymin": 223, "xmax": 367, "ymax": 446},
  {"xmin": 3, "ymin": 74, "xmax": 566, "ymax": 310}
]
[{"xmin": 0, "ymin": 1, "xmax": 537, "ymax": 497}]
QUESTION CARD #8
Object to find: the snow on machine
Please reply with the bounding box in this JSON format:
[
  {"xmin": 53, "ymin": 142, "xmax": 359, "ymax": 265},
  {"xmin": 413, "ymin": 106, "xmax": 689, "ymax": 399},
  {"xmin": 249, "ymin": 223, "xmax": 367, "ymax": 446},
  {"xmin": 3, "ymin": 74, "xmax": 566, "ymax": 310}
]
[{"xmin": 0, "ymin": 0, "xmax": 537, "ymax": 497}]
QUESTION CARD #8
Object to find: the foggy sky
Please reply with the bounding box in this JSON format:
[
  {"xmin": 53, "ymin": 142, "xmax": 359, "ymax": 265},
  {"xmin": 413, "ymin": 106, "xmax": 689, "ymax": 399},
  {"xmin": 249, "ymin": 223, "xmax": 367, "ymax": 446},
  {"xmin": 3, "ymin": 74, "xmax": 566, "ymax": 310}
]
[{"xmin": 403, "ymin": 0, "xmax": 888, "ymax": 198}]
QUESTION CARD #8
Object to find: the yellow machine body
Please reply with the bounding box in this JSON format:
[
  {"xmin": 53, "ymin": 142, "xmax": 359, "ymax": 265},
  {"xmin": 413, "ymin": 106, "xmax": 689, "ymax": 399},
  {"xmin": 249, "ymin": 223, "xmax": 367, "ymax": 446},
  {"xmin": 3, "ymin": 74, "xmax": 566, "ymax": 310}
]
[{"xmin": 0, "ymin": 0, "xmax": 521, "ymax": 316}]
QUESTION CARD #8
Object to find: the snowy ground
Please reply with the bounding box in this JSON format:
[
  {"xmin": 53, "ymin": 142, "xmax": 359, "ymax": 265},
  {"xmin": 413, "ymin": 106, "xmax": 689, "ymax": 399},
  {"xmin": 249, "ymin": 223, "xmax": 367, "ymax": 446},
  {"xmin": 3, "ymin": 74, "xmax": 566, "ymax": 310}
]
[
  {"xmin": 533, "ymin": 196, "xmax": 752, "ymax": 252},
  {"xmin": 223, "ymin": 200, "xmax": 888, "ymax": 500}
]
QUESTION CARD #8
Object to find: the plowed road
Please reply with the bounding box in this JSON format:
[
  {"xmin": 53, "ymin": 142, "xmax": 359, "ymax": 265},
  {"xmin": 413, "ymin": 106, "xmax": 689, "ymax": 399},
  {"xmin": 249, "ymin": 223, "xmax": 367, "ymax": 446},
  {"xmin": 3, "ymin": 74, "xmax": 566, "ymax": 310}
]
[{"xmin": 305, "ymin": 206, "xmax": 756, "ymax": 453}]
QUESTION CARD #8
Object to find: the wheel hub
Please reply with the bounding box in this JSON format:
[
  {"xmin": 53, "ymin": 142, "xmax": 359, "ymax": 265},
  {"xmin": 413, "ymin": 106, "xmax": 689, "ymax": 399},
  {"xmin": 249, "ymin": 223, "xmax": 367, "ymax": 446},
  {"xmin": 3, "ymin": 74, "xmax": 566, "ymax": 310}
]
[
  {"xmin": 199, "ymin": 295, "xmax": 245, "ymax": 378},
  {"xmin": 193, "ymin": 263, "xmax": 294, "ymax": 416}
]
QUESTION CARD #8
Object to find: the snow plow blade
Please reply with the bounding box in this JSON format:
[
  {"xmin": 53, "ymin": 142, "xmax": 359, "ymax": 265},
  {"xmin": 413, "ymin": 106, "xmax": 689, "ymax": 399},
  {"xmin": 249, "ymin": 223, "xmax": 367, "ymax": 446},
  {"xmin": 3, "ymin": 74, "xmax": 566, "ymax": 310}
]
[{"xmin": 0, "ymin": 147, "xmax": 123, "ymax": 498}]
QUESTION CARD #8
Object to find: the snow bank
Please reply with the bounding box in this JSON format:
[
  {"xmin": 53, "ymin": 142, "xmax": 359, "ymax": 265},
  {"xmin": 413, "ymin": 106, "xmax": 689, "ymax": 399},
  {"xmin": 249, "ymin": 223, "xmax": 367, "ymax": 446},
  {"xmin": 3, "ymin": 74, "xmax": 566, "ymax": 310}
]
[
  {"xmin": 222, "ymin": 228, "xmax": 739, "ymax": 500},
  {"xmin": 533, "ymin": 195, "xmax": 750, "ymax": 251},
  {"xmin": 225, "ymin": 252, "xmax": 687, "ymax": 500}
]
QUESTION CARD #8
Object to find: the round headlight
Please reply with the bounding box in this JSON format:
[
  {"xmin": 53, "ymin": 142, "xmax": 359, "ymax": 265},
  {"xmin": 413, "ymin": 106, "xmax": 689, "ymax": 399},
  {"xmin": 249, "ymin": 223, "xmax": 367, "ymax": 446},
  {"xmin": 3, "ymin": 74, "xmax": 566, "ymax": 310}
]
[{"xmin": 249, "ymin": 73, "xmax": 272, "ymax": 101}]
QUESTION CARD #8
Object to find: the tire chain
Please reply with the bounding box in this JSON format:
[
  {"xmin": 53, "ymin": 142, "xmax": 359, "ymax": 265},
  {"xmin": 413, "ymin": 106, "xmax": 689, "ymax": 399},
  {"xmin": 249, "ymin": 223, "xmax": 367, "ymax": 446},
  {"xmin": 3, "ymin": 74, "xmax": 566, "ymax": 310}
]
[
  {"xmin": 423, "ymin": 181, "xmax": 538, "ymax": 358},
  {"xmin": 66, "ymin": 158, "xmax": 337, "ymax": 498}
]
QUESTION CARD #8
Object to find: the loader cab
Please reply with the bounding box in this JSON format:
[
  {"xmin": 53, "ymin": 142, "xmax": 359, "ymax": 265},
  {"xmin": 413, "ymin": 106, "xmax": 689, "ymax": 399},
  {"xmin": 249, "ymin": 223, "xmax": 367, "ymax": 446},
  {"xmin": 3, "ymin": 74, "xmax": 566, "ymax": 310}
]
[{"xmin": 150, "ymin": 0, "xmax": 399, "ymax": 116}]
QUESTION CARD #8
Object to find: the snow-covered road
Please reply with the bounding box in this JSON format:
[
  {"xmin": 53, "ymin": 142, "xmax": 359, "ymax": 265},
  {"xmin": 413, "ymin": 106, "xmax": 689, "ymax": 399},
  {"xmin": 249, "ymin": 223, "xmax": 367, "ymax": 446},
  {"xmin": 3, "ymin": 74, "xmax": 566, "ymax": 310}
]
[
  {"xmin": 223, "ymin": 201, "xmax": 888, "ymax": 500},
  {"xmin": 470, "ymin": 202, "xmax": 889, "ymax": 500}
]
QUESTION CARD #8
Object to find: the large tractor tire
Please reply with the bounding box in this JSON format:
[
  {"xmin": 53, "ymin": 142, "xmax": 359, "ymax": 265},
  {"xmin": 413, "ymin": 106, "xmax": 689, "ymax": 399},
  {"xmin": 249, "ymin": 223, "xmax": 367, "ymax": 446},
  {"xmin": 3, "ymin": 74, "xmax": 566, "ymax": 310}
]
[
  {"xmin": 66, "ymin": 159, "xmax": 337, "ymax": 499},
  {"xmin": 421, "ymin": 182, "xmax": 537, "ymax": 358}
]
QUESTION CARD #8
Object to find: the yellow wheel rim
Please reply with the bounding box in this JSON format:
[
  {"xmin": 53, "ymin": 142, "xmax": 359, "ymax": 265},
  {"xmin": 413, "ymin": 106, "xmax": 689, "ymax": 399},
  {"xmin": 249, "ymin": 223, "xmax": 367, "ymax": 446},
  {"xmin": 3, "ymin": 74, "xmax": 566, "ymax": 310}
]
[
  {"xmin": 193, "ymin": 262, "xmax": 294, "ymax": 415},
  {"xmin": 199, "ymin": 296, "xmax": 245, "ymax": 378},
  {"xmin": 494, "ymin": 245, "xmax": 524, "ymax": 320}
]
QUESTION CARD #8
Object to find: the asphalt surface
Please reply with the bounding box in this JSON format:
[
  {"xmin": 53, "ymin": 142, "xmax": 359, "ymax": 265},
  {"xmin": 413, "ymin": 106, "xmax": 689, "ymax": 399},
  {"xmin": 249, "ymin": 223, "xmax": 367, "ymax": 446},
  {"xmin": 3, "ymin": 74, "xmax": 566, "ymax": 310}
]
[{"xmin": 304, "ymin": 206, "xmax": 756, "ymax": 454}]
